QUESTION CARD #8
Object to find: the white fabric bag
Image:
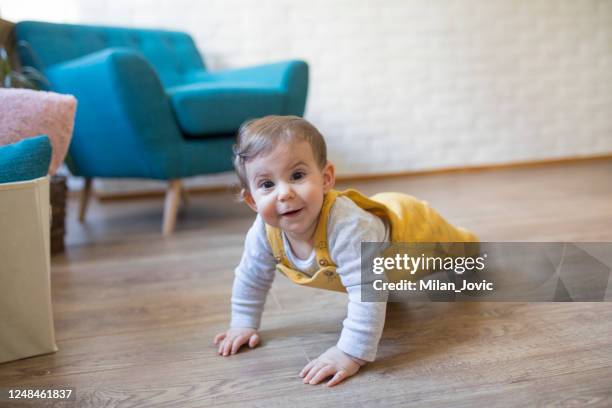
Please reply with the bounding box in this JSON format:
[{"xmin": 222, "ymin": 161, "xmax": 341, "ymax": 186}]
[{"xmin": 0, "ymin": 176, "xmax": 58, "ymax": 363}]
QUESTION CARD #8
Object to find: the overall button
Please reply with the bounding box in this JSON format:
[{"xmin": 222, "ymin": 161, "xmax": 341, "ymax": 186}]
[
  {"xmin": 324, "ymin": 270, "xmax": 333, "ymax": 277},
  {"xmin": 275, "ymin": 256, "xmax": 282, "ymax": 263},
  {"xmin": 318, "ymin": 259, "xmax": 328, "ymax": 266}
]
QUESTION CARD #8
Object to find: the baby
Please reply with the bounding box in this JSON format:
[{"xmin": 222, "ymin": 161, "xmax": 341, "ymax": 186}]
[{"xmin": 214, "ymin": 115, "xmax": 477, "ymax": 387}]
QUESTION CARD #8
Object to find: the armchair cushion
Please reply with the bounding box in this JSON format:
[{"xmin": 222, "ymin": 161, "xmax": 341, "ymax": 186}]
[
  {"xmin": 182, "ymin": 60, "xmax": 309, "ymax": 122},
  {"xmin": 168, "ymin": 82, "xmax": 285, "ymax": 136},
  {"xmin": 0, "ymin": 135, "xmax": 52, "ymax": 183}
]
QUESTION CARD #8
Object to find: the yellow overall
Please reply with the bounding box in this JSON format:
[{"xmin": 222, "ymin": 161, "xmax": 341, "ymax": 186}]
[{"xmin": 265, "ymin": 189, "xmax": 479, "ymax": 293}]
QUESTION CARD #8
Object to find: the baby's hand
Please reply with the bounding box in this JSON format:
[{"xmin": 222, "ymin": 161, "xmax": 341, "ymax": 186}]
[
  {"xmin": 299, "ymin": 346, "xmax": 367, "ymax": 387},
  {"xmin": 213, "ymin": 327, "xmax": 260, "ymax": 356}
]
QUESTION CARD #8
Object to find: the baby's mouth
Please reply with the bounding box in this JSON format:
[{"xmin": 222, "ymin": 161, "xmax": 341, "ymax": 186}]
[{"xmin": 281, "ymin": 208, "xmax": 304, "ymax": 217}]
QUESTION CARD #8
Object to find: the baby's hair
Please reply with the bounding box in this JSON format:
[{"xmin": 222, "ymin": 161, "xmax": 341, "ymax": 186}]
[{"xmin": 233, "ymin": 115, "xmax": 327, "ymax": 198}]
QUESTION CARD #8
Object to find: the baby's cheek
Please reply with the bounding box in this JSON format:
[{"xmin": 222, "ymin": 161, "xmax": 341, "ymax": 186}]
[{"xmin": 260, "ymin": 206, "xmax": 279, "ymax": 226}]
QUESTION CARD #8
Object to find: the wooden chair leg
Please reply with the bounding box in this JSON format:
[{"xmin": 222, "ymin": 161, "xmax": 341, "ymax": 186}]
[
  {"xmin": 79, "ymin": 178, "xmax": 92, "ymax": 222},
  {"xmin": 163, "ymin": 179, "xmax": 182, "ymax": 236}
]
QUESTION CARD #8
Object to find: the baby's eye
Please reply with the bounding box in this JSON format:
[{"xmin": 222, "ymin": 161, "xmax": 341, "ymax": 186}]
[
  {"xmin": 259, "ymin": 180, "xmax": 274, "ymax": 189},
  {"xmin": 291, "ymin": 171, "xmax": 305, "ymax": 181}
]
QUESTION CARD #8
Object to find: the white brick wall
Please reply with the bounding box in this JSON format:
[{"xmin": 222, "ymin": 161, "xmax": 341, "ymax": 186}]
[{"xmin": 4, "ymin": 0, "xmax": 612, "ymax": 192}]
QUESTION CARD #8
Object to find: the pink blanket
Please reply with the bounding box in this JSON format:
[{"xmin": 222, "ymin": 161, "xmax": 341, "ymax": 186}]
[{"xmin": 0, "ymin": 88, "xmax": 77, "ymax": 175}]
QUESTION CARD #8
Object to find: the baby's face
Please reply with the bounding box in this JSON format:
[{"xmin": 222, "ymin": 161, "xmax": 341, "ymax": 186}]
[{"xmin": 244, "ymin": 140, "xmax": 335, "ymax": 243}]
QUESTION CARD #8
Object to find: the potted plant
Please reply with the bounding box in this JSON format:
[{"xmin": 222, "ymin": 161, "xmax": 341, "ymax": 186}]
[
  {"xmin": 0, "ymin": 40, "xmax": 72, "ymax": 255},
  {"xmin": 0, "ymin": 42, "xmax": 48, "ymax": 89}
]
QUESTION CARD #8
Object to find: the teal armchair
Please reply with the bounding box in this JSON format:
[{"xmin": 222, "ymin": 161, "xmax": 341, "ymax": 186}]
[{"xmin": 15, "ymin": 21, "xmax": 309, "ymax": 234}]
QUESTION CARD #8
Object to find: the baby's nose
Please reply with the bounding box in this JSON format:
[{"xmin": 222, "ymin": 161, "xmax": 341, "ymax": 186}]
[{"xmin": 277, "ymin": 184, "xmax": 295, "ymax": 201}]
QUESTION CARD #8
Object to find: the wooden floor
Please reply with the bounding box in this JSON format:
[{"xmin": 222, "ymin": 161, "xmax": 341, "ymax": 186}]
[{"xmin": 1, "ymin": 159, "xmax": 612, "ymax": 407}]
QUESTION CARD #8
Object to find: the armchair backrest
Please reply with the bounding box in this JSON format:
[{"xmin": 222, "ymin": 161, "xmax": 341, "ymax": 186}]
[{"xmin": 15, "ymin": 21, "xmax": 206, "ymax": 87}]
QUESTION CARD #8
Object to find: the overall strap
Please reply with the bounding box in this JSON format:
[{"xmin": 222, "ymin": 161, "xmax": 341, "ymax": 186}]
[
  {"xmin": 264, "ymin": 223, "xmax": 293, "ymax": 268},
  {"xmin": 312, "ymin": 189, "xmax": 339, "ymax": 268}
]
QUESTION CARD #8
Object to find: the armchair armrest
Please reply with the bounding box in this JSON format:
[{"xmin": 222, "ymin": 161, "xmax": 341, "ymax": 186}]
[
  {"xmin": 188, "ymin": 60, "xmax": 308, "ymax": 116},
  {"xmin": 45, "ymin": 48, "xmax": 185, "ymax": 179}
]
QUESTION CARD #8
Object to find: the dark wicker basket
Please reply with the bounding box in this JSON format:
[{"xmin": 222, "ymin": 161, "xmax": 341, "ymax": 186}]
[{"xmin": 50, "ymin": 175, "xmax": 67, "ymax": 255}]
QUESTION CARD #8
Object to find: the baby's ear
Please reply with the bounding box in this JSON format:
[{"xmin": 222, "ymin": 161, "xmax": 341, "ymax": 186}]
[
  {"xmin": 323, "ymin": 161, "xmax": 336, "ymax": 192},
  {"xmin": 243, "ymin": 190, "xmax": 258, "ymax": 213}
]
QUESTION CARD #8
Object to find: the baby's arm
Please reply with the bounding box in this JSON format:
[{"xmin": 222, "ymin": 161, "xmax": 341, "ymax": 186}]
[
  {"xmin": 300, "ymin": 199, "xmax": 389, "ymax": 385},
  {"xmin": 214, "ymin": 216, "xmax": 276, "ymax": 356},
  {"xmin": 300, "ymin": 269, "xmax": 388, "ymax": 385}
]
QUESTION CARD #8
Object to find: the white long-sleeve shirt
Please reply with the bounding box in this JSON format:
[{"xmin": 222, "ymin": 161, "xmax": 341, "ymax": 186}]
[{"xmin": 230, "ymin": 196, "xmax": 389, "ymax": 361}]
